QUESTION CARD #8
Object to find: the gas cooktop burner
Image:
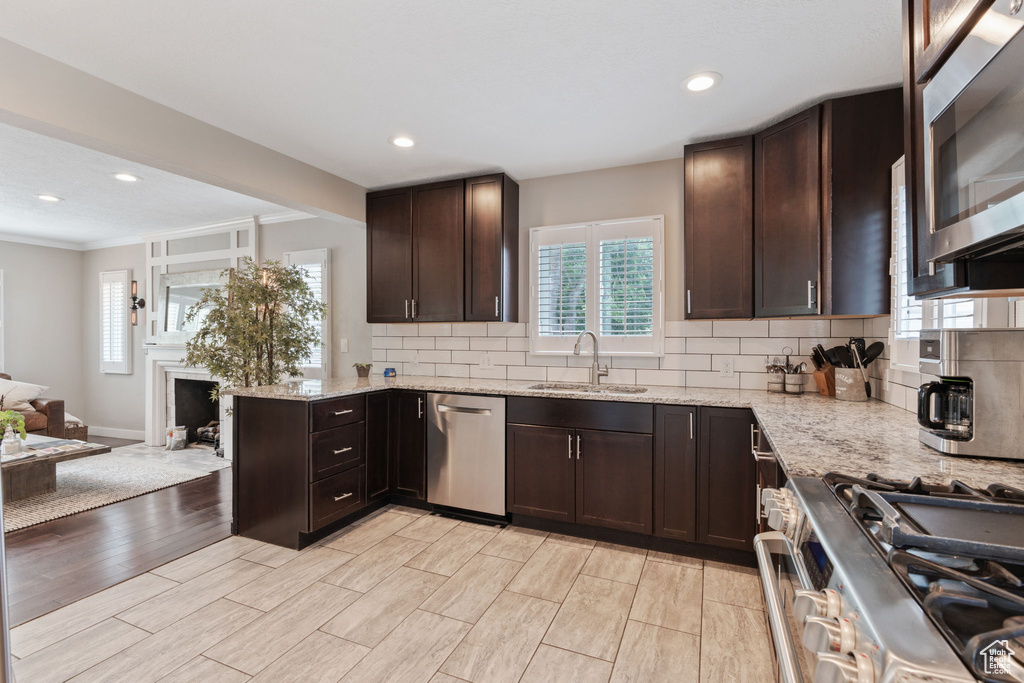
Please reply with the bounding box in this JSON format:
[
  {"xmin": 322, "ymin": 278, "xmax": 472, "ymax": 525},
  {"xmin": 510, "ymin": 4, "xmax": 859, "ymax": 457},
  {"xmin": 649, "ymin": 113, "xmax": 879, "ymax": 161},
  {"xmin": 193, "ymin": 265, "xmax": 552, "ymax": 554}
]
[{"xmin": 824, "ymin": 472, "xmax": 1024, "ymax": 681}]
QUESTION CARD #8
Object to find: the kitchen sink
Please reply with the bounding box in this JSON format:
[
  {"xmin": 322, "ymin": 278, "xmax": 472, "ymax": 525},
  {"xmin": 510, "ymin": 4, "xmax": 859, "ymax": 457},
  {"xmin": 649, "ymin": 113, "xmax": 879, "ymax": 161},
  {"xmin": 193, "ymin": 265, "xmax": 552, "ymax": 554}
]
[{"xmin": 527, "ymin": 382, "xmax": 648, "ymax": 395}]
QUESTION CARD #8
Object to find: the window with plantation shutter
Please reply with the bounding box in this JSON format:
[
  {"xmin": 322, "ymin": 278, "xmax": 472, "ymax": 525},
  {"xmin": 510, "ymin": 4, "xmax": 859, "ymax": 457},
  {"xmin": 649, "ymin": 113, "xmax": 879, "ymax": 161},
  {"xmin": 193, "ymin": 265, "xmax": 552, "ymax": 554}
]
[
  {"xmin": 100, "ymin": 270, "xmax": 131, "ymax": 374},
  {"xmin": 531, "ymin": 217, "xmax": 663, "ymax": 355},
  {"xmin": 284, "ymin": 248, "xmax": 331, "ymax": 379}
]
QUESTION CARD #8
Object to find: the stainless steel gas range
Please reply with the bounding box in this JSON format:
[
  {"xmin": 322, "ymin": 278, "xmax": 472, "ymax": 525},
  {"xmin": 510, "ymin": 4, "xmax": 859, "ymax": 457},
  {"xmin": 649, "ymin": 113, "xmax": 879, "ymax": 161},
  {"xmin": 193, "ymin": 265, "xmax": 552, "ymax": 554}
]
[{"xmin": 756, "ymin": 472, "xmax": 1024, "ymax": 682}]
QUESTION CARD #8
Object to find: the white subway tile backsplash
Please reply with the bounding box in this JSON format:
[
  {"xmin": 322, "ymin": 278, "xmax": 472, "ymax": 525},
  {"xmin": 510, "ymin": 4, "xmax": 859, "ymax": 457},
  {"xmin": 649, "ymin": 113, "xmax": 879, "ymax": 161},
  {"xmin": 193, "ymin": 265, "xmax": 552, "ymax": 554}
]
[
  {"xmin": 413, "ymin": 350, "xmax": 452, "ymax": 364},
  {"xmin": 435, "ymin": 364, "xmax": 470, "ymax": 378},
  {"xmin": 452, "ymin": 323, "xmax": 482, "ymax": 336},
  {"xmin": 470, "ymin": 337, "xmax": 506, "ymax": 351},
  {"xmin": 714, "ymin": 355, "xmax": 772, "ymax": 373},
  {"xmin": 740, "ymin": 337, "xmax": 799, "ymax": 356},
  {"xmin": 605, "ymin": 368, "xmax": 636, "ymax": 384},
  {"xmin": 739, "ymin": 373, "xmax": 770, "ymax": 391},
  {"xmin": 506, "ymin": 337, "xmax": 530, "ymax": 352},
  {"xmin": 769, "ymin": 320, "xmax": 830, "ymax": 338},
  {"xmin": 387, "ymin": 349, "xmax": 418, "ymax": 363},
  {"xmin": 666, "ymin": 320, "xmax": 713, "ymax": 337},
  {"xmin": 686, "ymin": 371, "xmax": 741, "ymax": 389},
  {"xmin": 831, "ymin": 319, "xmax": 865, "ymax": 337},
  {"xmin": 867, "ymin": 316, "xmax": 891, "ymax": 337},
  {"xmin": 470, "ymin": 366, "xmax": 507, "ymax": 379},
  {"xmin": 387, "ymin": 323, "xmax": 418, "ymax": 337},
  {"xmin": 507, "ymin": 366, "xmax": 547, "ymax": 381},
  {"xmin": 660, "ymin": 354, "xmax": 711, "ymax": 371},
  {"xmin": 372, "ymin": 348, "xmax": 388, "ymax": 363},
  {"xmin": 417, "ymin": 323, "xmax": 452, "ymax": 337},
  {"xmin": 404, "ymin": 362, "xmax": 435, "ymax": 376},
  {"xmin": 686, "ymin": 337, "xmax": 740, "ymax": 355},
  {"xmin": 403, "ymin": 337, "xmax": 435, "ymax": 350},
  {"xmin": 714, "ymin": 320, "xmax": 769, "ymax": 337},
  {"xmin": 371, "ymin": 324, "xmax": 387, "ymax": 336},
  {"xmin": 546, "ymin": 367, "xmax": 591, "ymax": 383},
  {"xmin": 610, "ymin": 356, "xmax": 661, "ymax": 370},
  {"xmin": 635, "ymin": 369, "xmax": 687, "ymax": 387},
  {"xmin": 527, "ymin": 353, "xmax": 566, "ymax": 367},
  {"xmin": 451, "ymin": 350, "xmax": 484, "ymax": 365},
  {"xmin": 436, "ymin": 337, "xmax": 470, "ymax": 351},
  {"xmin": 664, "ymin": 337, "xmax": 686, "ymax": 354},
  {"xmin": 491, "ymin": 351, "xmax": 527, "ymax": 366},
  {"xmin": 372, "ymin": 336, "xmax": 402, "ymax": 350},
  {"xmin": 488, "ymin": 322, "xmax": 527, "ymax": 337}
]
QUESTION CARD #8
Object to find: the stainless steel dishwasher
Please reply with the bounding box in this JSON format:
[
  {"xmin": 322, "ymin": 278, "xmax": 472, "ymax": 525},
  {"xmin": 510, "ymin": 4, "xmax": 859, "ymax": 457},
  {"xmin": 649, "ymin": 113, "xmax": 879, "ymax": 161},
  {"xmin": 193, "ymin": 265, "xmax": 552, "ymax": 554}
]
[{"xmin": 426, "ymin": 393, "xmax": 505, "ymax": 516}]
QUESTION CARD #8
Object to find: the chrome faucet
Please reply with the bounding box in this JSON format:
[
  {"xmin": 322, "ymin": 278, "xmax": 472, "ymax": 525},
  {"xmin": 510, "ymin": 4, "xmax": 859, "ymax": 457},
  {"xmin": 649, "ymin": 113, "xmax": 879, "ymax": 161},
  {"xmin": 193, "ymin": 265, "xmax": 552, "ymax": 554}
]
[{"xmin": 573, "ymin": 330, "xmax": 609, "ymax": 386}]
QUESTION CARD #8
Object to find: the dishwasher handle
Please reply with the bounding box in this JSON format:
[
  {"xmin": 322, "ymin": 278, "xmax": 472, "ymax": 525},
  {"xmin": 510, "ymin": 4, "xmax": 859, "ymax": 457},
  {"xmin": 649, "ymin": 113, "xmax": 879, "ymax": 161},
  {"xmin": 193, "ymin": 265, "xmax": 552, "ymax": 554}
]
[{"xmin": 436, "ymin": 404, "xmax": 493, "ymax": 416}]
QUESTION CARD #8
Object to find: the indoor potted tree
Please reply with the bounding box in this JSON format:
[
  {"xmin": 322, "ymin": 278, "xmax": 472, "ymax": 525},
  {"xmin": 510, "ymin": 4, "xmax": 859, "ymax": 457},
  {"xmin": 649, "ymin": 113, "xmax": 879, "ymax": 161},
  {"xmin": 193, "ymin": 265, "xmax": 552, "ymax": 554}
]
[
  {"xmin": 0, "ymin": 393, "xmax": 28, "ymax": 455},
  {"xmin": 183, "ymin": 257, "xmax": 328, "ymax": 393},
  {"xmin": 353, "ymin": 363, "xmax": 373, "ymax": 378}
]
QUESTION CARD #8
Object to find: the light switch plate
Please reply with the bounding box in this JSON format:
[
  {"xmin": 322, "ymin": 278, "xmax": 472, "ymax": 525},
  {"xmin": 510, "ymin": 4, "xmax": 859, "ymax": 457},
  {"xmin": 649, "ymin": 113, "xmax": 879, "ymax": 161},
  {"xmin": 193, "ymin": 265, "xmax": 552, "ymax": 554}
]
[{"xmin": 337, "ymin": 338, "xmax": 349, "ymax": 353}]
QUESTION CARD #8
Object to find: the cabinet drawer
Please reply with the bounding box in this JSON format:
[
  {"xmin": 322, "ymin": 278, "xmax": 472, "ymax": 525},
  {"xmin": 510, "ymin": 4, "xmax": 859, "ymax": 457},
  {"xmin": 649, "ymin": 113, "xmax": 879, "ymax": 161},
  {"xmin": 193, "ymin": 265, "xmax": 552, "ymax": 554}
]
[
  {"xmin": 310, "ymin": 467, "xmax": 365, "ymax": 532},
  {"xmin": 310, "ymin": 422, "xmax": 365, "ymax": 482},
  {"xmin": 311, "ymin": 395, "xmax": 365, "ymax": 432},
  {"xmin": 507, "ymin": 397, "xmax": 653, "ymax": 434}
]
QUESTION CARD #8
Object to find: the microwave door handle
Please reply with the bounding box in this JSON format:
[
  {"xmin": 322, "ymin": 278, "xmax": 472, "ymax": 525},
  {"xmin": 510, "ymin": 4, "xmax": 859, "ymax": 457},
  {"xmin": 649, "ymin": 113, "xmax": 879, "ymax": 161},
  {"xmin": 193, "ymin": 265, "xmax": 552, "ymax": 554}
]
[{"xmin": 917, "ymin": 382, "xmax": 947, "ymax": 430}]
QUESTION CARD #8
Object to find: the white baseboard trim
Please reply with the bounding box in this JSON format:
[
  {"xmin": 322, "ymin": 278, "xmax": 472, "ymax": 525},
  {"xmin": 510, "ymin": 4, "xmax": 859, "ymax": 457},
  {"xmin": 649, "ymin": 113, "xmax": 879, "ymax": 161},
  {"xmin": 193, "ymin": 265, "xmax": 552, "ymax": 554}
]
[{"xmin": 88, "ymin": 426, "xmax": 146, "ymax": 441}]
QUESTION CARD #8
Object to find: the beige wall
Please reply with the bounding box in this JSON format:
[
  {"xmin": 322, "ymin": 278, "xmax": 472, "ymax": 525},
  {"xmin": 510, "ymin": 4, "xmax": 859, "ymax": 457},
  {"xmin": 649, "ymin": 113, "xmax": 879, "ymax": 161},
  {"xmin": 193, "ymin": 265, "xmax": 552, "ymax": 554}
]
[
  {"xmin": 260, "ymin": 217, "xmax": 373, "ymax": 378},
  {"xmin": 80, "ymin": 243, "xmax": 148, "ymax": 432},
  {"xmin": 0, "ymin": 241, "xmax": 84, "ymax": 415},
  {"xmin": 519, "ymin": 158, "xmax": 685, "ymax": 320}
]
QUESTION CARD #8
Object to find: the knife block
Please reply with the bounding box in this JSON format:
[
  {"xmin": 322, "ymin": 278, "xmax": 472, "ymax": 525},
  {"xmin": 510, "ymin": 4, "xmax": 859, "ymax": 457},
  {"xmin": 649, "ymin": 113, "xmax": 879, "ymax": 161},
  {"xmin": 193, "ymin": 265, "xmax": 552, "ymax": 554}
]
[{"xmin": 813, "ymin": 365, "xmax": 836, "ymax": 397}]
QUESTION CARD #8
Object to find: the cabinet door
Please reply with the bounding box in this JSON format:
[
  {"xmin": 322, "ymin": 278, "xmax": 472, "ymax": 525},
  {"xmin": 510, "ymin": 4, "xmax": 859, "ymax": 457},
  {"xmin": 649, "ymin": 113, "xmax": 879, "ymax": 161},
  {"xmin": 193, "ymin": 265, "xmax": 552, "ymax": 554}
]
[
  {"xmin": 699, "ymin": 407, "xmax": 758, "ymax": 550},
  {"xmin": 576, "ymin": 429, "xmax": 653, "ymax": 535},
  {"xmin": 412, "ymin": 180, "xmax": 464, "ymax": 322},
  {"xmin": 465, "ymin": 174, "xmax": 518, "ymax": 322},
  {"xmin": 912, "ymin": 0, "xmax": 992, "ymax": 83},
  {"xmin": 390, "ymin": 391, "xmax": 426, "ymax": 499},
  {"xmin": 366, "ymin": 188, "xmax": 414, "ymax": 323},
  {"xmin": 507, "ymin": 424, "xmax": 575, "ymax": 522},
  {"xmin": 653, "ymin": 405, "xmax": 698, "ymax": 542},
  {"xmin": 365, "ymin": 391, "xmax": 391, "ymax": 502},
  {"xmin": 684, "ymin": 137, "xmax": 753, "ymax": 319},
  {"xmin": 754, "ymin": 107, "xmax": 822, "ymax": 317}
]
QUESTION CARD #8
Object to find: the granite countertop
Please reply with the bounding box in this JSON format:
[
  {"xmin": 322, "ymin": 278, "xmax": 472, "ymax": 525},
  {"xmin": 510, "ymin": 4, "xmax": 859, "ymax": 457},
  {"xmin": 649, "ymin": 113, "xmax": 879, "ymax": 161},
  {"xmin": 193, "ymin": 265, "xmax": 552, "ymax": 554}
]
[{"xmin": 226, "ymin": 376, "xmax": 1024, "ymax": 489}]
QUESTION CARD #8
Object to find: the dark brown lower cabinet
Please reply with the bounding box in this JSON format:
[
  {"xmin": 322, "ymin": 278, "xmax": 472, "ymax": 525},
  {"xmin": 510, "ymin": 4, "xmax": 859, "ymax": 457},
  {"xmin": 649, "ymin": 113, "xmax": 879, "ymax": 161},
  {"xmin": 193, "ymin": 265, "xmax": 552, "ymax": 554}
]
[
  {"xmin": 390, "ymin": 391, "xmax": 426, "ymax": 500},
  {"xmin": 576, "ymin": 429, "xmax": 652, "ymax": 534},
  {"xmin": 653, "ymin": 405, "xmax": 698, "ymax": 542},
  {"xmin": 506, "ymin": 424, "xmax": 575, "ymax": 521},
  {"xmin": 365, "ymin": 391, "xmax": 391, "ymax": 502},
  {"xmin": 699, "ymin": 407, "xmax": 758, "ymax": 550}
]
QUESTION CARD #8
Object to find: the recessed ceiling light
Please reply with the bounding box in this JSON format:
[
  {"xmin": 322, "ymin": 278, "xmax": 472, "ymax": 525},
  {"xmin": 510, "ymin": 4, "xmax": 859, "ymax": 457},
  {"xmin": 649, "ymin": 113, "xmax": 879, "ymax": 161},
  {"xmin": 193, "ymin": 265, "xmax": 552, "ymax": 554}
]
[
  {"xmin": 682, "ymin": 72, "xmax": 722, "ymax": 92},
  {"xmin": 37, "ymin": 194, "xmax": 62, "ymax": 202},
  {"xmin": 390, "ymin": 136, "xmax": 415, "ymax": 148},
  {"xmin": 114, "ymin": 172, "xmax": 140, "ymax": 182}
]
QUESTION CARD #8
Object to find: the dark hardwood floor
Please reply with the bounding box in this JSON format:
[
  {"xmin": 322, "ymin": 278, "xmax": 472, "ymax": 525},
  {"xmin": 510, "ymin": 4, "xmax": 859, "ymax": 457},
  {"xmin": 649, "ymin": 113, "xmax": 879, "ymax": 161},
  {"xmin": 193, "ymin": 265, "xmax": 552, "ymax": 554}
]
[
  {"xmin": 87, "ymin": 435, "xmax": 143, "ymax": 448},
  {"xmin": 5, "ymin": 467, "xmax": 231, "ymax": 627}
]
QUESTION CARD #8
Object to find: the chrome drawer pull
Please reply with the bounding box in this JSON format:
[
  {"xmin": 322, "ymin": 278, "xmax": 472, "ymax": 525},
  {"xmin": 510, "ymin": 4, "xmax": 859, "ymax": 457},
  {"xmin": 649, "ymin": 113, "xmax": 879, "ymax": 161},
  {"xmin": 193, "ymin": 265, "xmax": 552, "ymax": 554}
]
[
  {"xmin": 333, "ymin": 409, "xmax": 354, "ymax": 416},
  {"xmin": 332, "ymin": 447, "xmax": 353, "ymax": 455},
  {"xmin": 333, "ymin": 492, "xmax": 354, "ymax": 502}
]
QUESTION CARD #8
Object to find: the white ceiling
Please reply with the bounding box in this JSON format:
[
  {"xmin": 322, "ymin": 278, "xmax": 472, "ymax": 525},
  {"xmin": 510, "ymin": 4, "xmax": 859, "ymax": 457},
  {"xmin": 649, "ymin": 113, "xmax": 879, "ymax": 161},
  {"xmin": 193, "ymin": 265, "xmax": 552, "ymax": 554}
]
[
  {"xmin": 0, "ymin": 1, "xmax": 903, "ymax": 189},
  {"xmin": 0, "ymin": 122, "xmax": 292, "ymax": 248}
]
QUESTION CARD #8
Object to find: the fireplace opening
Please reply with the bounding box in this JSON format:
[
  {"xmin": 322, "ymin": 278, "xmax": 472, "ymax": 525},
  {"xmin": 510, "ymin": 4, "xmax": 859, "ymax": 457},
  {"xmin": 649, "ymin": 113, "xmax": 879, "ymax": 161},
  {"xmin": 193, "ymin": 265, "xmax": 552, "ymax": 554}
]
[{"xmin": 174, "ymin": 378, "xmax": 219, "ymax": 445}]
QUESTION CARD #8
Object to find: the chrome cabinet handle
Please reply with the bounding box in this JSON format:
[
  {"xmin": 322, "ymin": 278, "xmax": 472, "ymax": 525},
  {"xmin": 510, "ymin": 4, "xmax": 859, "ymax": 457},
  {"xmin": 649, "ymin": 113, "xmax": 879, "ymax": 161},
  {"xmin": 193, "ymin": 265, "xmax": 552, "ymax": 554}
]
[
  {"xmin": 333, "ymin": 409, "xmax": 354, "ymax": 416},
  {"xmin": 495, "ymin": 296, "xmax": 500, "ymax": 318},
  {"xmin": 405, "ymin": 299, "xmax": 410, "ymax": 319},
  {"xmin": 750, "ymin": 424, "xmax": 758, "ymax": 453},
  {"xmin": 333, "ymin": 492, "xmax": 354, "ymax": 502},
  {"xmin": 412, "ymin": 299, "xmax": 418, "ymax": 318},
  {"xmin": 807, "ymin": 280, "xmax": 817, "ymax": 310},
  {"xmin": 568, "ymin": 434, "xmax": 572, "ymax": 459},
  {"xmin": 332, "ymin": 447, "xmax": 353, "ymax": 455},
  {"xmin": 687, "ymin": 289, "xmax": 691, "ymax": 315},
  {"xmin": 689, "ymin": 411, "xmax": 694, "ymax": 440},
  {"xmin": 417, "ymin": 397, "xmax": 423, "ymax": 419},
  {"xmin": 576, "ymin": 434, "xmax": 581, "ymax": 460},
  {"xmin": 756, "ymin": 483, "xmax": 762, "ymax": 524}
]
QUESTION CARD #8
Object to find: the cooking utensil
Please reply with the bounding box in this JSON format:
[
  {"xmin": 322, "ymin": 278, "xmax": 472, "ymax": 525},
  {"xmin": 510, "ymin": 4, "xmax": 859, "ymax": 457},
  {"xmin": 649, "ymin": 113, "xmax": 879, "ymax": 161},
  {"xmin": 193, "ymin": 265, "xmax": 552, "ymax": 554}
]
[
  {"xmin": 850, "ymin": 344, "xmax": 872, "ymax": 398},
  {"xmin": 862, "ymin": 341, "xmax": 884, "ymax": 366},
  {"xmin": 832, "ymin": 345, "xmax": 854, "ymax": 368},
  {"xmin": 810, "ymin": 347, "xmax": 826, "ymax": 370}
]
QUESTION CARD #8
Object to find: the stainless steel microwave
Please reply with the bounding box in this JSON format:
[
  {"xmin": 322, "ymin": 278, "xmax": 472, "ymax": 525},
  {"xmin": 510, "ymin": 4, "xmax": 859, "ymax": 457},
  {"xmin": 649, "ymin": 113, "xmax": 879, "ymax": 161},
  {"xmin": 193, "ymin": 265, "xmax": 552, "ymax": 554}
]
[{"xmin": 924, "ymin": 0, "xmax": 1024, "ymax": 262}]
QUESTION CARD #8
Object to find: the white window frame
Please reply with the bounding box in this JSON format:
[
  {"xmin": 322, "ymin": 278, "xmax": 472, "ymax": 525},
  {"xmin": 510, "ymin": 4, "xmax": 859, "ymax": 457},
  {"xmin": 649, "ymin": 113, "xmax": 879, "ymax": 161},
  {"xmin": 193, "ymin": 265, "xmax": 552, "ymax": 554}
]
[
  {"xmin": 0, "ymin": 270, "xmax": 5, "ymax": 371},
  {"xmin": 530, "ymin": 216, "xmax": 664, "ymax": 356},
  {"xmin": 100, "ymin": 269, "xmax": 132, "ymax": 374},
  {"xmin": 284, "ymin": 248, "xmax": 331, "ymax": 379}
]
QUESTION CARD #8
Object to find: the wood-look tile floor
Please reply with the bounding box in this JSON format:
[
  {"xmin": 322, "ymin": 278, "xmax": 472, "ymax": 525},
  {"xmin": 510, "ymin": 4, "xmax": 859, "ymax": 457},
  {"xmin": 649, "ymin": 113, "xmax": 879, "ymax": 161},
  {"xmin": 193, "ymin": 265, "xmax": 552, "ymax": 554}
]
[{"xmin": 11, "ymin": 505, "xmax": 777, "ymax": 682}]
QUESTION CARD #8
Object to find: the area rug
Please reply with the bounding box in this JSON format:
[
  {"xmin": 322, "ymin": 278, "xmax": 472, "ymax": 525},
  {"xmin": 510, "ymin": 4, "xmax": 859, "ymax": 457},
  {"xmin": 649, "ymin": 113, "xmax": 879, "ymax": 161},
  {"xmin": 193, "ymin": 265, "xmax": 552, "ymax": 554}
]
[{"xmin": 3, "ymin": 454, "xmax": 213, "ymax": 532}]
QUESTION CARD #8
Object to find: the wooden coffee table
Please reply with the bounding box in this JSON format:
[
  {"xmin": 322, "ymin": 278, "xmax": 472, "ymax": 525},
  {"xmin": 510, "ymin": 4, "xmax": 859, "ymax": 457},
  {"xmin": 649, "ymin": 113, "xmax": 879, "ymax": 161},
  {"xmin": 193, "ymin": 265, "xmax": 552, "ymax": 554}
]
[{"xmin": 1, "ymin": 436, "xmax": 112, "ymax": 502}]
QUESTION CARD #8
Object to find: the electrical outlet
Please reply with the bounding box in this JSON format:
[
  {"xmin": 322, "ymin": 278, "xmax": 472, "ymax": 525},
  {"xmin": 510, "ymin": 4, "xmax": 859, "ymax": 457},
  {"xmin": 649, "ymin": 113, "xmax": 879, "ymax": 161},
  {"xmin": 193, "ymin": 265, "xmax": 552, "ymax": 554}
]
[
  {"xmin": 480, "ymin": 353, "xmax": 494, "ymax": 369},
  {"xmin": 720, "ymin": 358, "xmax": 735, "ymax": 377}
]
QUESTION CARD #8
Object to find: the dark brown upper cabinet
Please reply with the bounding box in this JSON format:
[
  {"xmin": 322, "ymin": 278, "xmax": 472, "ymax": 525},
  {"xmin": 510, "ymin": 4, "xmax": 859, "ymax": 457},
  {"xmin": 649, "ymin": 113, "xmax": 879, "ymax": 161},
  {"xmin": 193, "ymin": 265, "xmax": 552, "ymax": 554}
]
[
  {"xmin": 754, "ymin": 89, "xmax": 903, "ymax": 318},
  {"xmin": 366, "ymin": 174, "xmax": 519, "ymax": 324},
  {"xmin": 465, "ymin": 174, "xmax": 520, "ymax": 322},
  {"xmin": 912, "ymin": 0, "xmax": 992, "ymax": 83},
  {"xmin": 366, "ymin": 188, "xmax": 414, "ymax": 323},
  {"xmin": 684, "ymin": 136, "xmax": 753, "ymax": 319},
  {"xmin": 411, "ymin": 180, "xmax": 465, "ymax": 322}
]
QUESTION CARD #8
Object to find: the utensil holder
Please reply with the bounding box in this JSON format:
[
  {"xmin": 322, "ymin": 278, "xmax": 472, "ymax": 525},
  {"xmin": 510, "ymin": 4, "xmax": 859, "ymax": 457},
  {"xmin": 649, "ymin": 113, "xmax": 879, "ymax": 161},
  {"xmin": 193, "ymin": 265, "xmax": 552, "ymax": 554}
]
[
  {"xmin": 813, "ymin": 365, "xmax": 836, "ymax": 397},
  {"xmin": 834, "ymin": 368, "xmax": 869, "ymax": 401},
  {"xmin": 784, "ymin": 373, "xmax": 804, "ymax": 395},
  {"xmin": 767, "ymin": 376, "xmax": 785, "ymax": 393}
]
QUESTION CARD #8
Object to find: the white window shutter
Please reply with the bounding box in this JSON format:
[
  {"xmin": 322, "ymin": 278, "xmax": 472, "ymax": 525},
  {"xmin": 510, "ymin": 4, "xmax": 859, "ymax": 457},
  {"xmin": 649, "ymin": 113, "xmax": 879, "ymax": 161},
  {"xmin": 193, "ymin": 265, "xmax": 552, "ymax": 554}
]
[
  {"xmin": 284, "ymin": 248, "xmax": 331, "ymax": 379},
  {"xmin": 99, "ymin": 270, "xmax": 132, "ymax": 374}
]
